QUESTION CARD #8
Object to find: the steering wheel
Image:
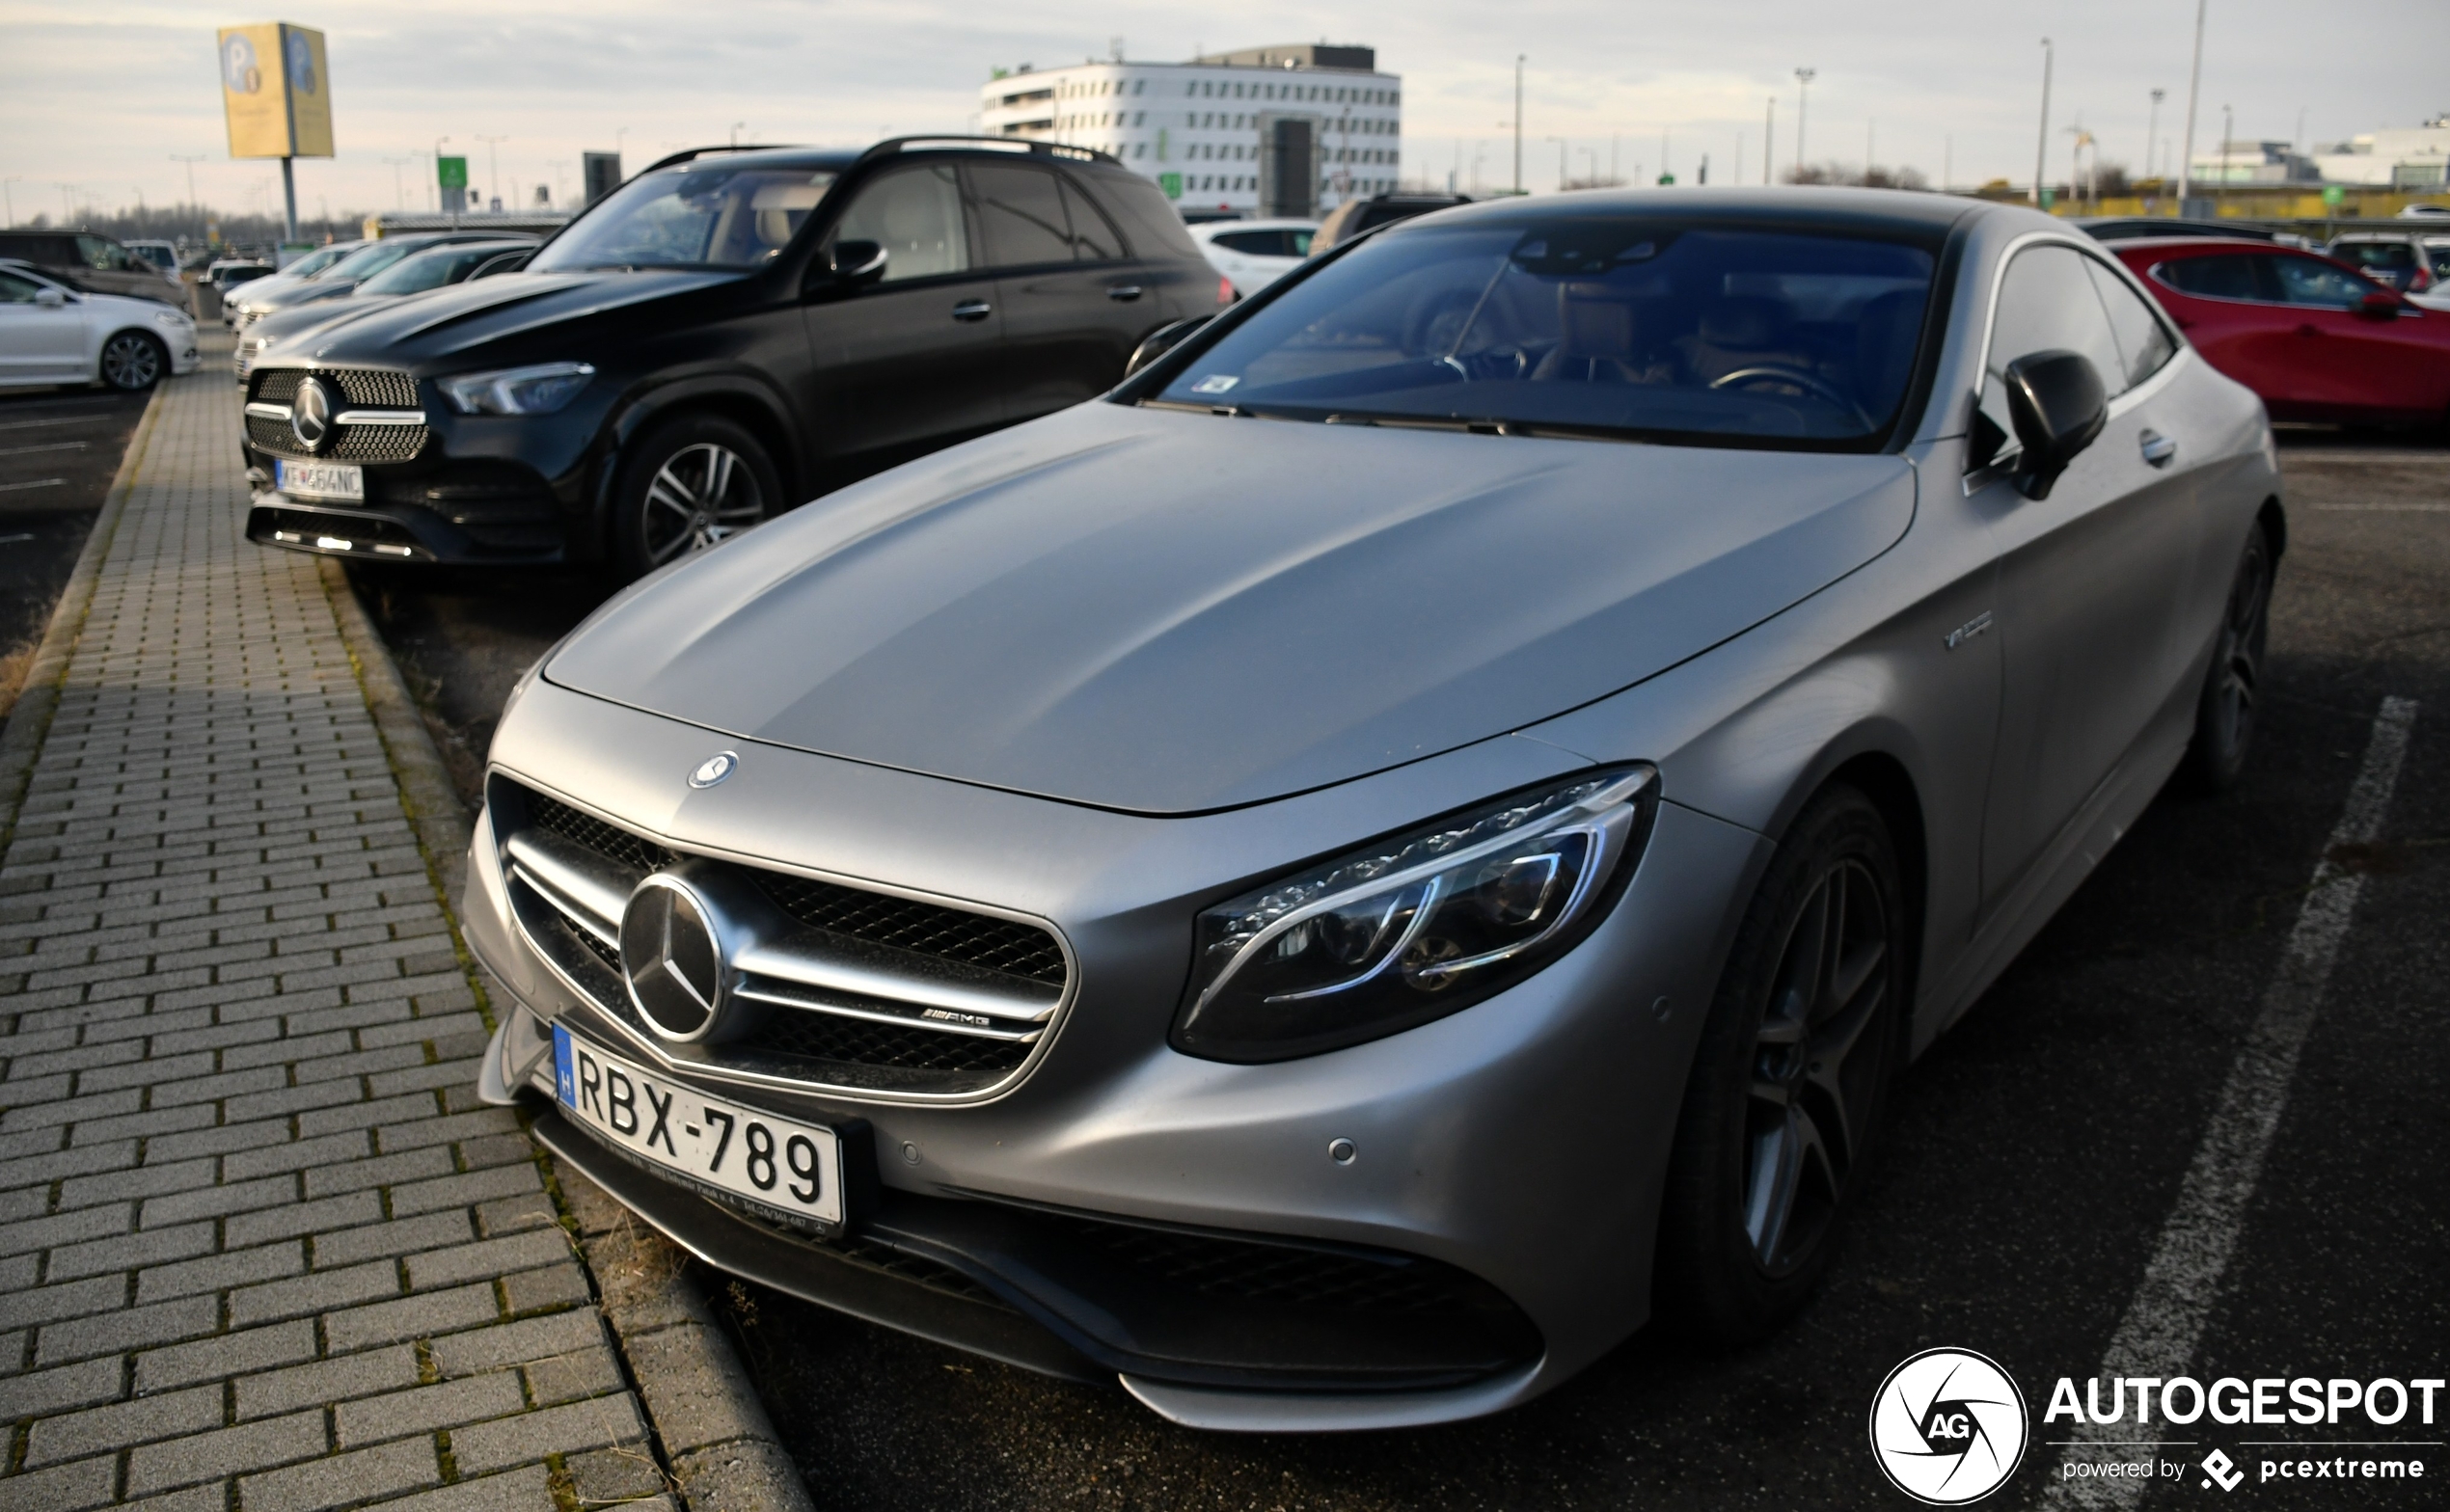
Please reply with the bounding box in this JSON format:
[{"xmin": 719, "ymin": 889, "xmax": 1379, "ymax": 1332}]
[{"xmin": 1708, "ymin": 365, "xmax": 1871, "ymax": 428}]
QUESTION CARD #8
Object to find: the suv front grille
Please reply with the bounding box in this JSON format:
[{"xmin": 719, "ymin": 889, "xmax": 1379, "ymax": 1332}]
[
  {"xmin": 252, "ymin": 366, "xmax": 419, "ymax": 407},
  {"xmin": 248, "ymin": 366, "xmax": 430, "ymax": 465},
  {"xmin": 500, "ymin": 781, "xmax": 1070, "ymax": 1097}
]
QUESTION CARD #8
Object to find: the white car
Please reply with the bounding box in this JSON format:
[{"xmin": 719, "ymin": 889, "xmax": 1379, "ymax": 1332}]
[
  {"xmin": 1188, "ymin": 218, "xmax": 1318, "ymax": 298},
  {"xmin": 0, "ymin": 260, "xmax": 201, "ymax": 391}
]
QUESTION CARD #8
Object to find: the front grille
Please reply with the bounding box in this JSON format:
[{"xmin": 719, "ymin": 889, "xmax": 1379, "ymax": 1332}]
[
  {"xmin": 1067, "ymin": 1223, "xmax": 1470, "ymax": 1312},
  {"xmin": 246, "ymin": 413, "xmax": 433, "ymax": 465},
  {"xmin": 504, "ymin": 781, "xmax": 1069, "ymax": 1094},
  {"xmin": 249, "ymin": 365, "xmax": 419, "ymax": 408},
  {"xmin": 755, "ymin": 875, "xmax": 1068, "ymax": 986}
]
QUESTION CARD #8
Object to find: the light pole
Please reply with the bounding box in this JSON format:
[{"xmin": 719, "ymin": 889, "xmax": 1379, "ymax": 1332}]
[
  {"xmin": 1546, "ymin": 136, "xmax": 1565, "ymax": 192},
  {"xmin": 2178, "ymin": 0, "xmax": 2208, "ymax": 214},
  {"xmin": 476, "ymin": 135, "xmax": 508, "ymax": 211},
  {"xmin": 2033, "ymin": 39, "xmax": 2053, "ymax": 206},
  {"xmin": 1793, "ymin": 68, "xmax": 1815, "ymax": 177},
  {"xmin": 2220, "ymin": 102, "xmax": 2234, "ymax": 208},
  {"xmin": 0, "ymin": 177, "xmax": 16, "ymax": 229},
  {"xmin": 730, "ymin": 122, "xmax": 746, "ymax": 148},
  {"xmin": 1764, "ymin": 97, "xmax": 1775, "ymax": 184},
  {"xmin": 1865, "ymin": 119, "xmax": 1875, "ymax": 185},
  {"xmin": 382, "ymin": 154, "xmax": 416, "ymax": 210},
  {"xmin": 170, "ymin": 154, "xmax": 205, "ymax": 223},
  {"xmin": 2147, "ymin": 88, "xmax": 2166, "ymax": 183},
  {"xmin": 434, "ymin": 136, "xmax": 450, "ymax": 213},
  {"xmin": 1944, "ymin": 134, "xmax": 1953, "ymax": 193},
  {"xmin": 1512, "ymin": 56, "xmax": 1525, "ymax": 194}
]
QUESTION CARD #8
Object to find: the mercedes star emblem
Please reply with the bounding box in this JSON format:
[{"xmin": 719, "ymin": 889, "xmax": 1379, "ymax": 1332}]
[
  {"xmin": 618, "ymin": 875, "xmax": 728, "ymax": 1041},
  {"xmin": 288, "ymin": 376, "xmax": 334, "ymax": 453},
  {"xmin": 688, "ymin": 751, "xmax": 738, "ymax": 789}
]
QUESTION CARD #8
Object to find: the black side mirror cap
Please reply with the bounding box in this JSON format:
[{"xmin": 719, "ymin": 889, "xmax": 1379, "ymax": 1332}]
[
  {"xmin": 2003, "ymin": 349, "xmax": 2108, "ymax": 500},
  {"xmin": 830, "ymin": 239, "xmax": 886, "ymax": 284},
  {"xmin": 1124, "ymin": 314, "xmax": 1212, "ymax": 378}
]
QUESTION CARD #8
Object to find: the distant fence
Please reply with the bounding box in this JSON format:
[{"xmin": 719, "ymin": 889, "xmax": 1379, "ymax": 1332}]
[{"xmin": 361, "ymin": 209, "xmax": 574, "ymax": 239}]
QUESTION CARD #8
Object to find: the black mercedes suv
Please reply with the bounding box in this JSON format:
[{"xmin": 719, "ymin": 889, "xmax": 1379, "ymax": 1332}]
[{"xmin": 241, "ymin": 138, "xmax": 1224, "ymax": 576}]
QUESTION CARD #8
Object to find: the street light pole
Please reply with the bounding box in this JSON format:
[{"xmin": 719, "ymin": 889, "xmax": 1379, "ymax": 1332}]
[
  {"xmin": 0, "ymin": 177, "xmax": 16, "ymax": 229},
  {"xmin": 1764, "ymin": 97, "xmax": 1775, "ymax": 185},
  {"xmin": 2220, "ymin": 102, "xmax": 2234, "ymax": 210},
  {"xmin": 2033, "ymin": 38, "xmax": 2053, "ymax": 206},
  {"xmin": 2147, "ymin": 88, "xmax": 2166, "ymax": 183},
  {"xmin": 476, "ymin": 135, "xmax": 508, "ymax": 211},
  {"xmin": 1512, "ymin": 55, "xmax": 1525, "ymax": 195},
  {"xmin": 434, "ymin": 136, "xmax": 450, "ymax": 214},
  {"xmin": 2178, "ymin": 0, "xmax": 2208, "ymax": 214},
  {"xmin": 1793, "ymin": 68, "xmax": 1815, "ymax": 176}
]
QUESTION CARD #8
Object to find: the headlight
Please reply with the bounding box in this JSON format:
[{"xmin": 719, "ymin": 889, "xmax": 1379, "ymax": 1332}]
[
  {"xmin": 153, "ymin": 309, "xmax": 192, "ymax": 329},
  {"xmin": 439, "ymin": 362, "xmax": 595, "ymax": 416},
  {"xmin": 1172, "ymin": 767, "xmax": 1656, "ymax": 1063}
]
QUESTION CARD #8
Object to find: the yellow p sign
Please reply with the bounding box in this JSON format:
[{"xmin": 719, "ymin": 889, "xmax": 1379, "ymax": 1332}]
[{"xmin": 218, "ymin": 22, "xmax": 334, "ymax": 158}]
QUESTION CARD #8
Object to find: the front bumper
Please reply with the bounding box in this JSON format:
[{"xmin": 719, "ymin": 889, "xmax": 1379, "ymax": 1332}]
[{"xmin": 464, "ymin": 679, "xmax": 1767, "ymax": 1428}]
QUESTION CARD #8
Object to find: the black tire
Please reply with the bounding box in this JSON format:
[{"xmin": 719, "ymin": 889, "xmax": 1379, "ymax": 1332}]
[
  {"xmin": 609, "ymin": 414, "xmax": 782, "ymax": 580},
  {"xmin": 2184, "ymin": 525, "xmax": 2273, "ymax": 794},
  {"xmin": 98, "ymin": 331, "xmax": 165, "ymax": 392},
  {"xmin": 1654, "ymin": 784, "xmax": 1908, "ymax": 1342}
]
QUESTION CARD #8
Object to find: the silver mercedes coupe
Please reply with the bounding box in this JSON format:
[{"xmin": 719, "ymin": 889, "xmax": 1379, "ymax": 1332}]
[{"xmin": 467, "ymin": 188, "xmax": 2279, "ymax": 1430}]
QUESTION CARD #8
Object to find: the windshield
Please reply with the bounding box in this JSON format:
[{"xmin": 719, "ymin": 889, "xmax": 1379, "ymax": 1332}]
[
  {"xmin": 323, "ymin": 240, "xmax": 423, "ymax": 283},
  {"xmin": 288, "ymin": 243, "xmax": 358, "ymax": 279},
  {"xmin": 531, "ymin": 165, "xmax": 838, "ymax": 271},
  {"xmin": 1155, "ymin": 218, "xmax": 1938, "ymax": 446},
  {"xmin": 359, "ymin": 245, "xmax": 514, "ymax": 295}
]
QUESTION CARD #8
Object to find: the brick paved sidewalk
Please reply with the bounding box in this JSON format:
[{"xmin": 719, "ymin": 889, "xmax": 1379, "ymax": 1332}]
[{"xmin": 0, "ymin": 344, "xmax": 663, "ymax": 1512}]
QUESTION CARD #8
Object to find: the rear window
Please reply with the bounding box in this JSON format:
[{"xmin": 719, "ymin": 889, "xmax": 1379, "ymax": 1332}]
[
  {"xmin": 2332, "ymin": 242, "xmax": 2414, "ymax": 271},
  {"xmin": 1154, "ymin": 216, "xmax": 1937, "ymax": 449},
  {"xmin": 1213, "ymin": 229, "xmax": 1312, "ymax": 257},
  {"xmin": 1084, "ymin": 170, "xmax": 1203, "ymax": 260},
  {"xmin": 2151, "ymin": 254, "xmax": 2268, "ymax": 302}
]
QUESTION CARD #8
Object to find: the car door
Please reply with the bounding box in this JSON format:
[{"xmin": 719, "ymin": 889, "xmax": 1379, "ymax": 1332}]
[
  {"xmin": 1974, "ymin": 242, "xmax": 2205, "ymax": 915},
  {"xmin": 2265, "ymin": 252, "xmax": 2447, "ymax": 419},
  {"xmin": 802, "ymin": 161, "xmax": 1008, "ymax": 478},
  {"xmin": 971, "ymin": 160, "xmax": 1147, "ymax": 422},
  {"xmin": 2136, "ymin": 249, "xmax": 2313, "ymax": 412},
  {"xmin": 0, "ymin": 268, "xmax": 91, "ymax": 383}
]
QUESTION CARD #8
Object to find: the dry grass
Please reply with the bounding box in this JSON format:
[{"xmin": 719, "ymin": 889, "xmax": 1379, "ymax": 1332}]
[{"xmin": 0, "ymin": 638, "xmax": 38, "ymax": 722}]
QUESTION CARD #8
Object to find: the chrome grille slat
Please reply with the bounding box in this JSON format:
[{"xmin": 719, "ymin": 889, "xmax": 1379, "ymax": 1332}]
[{"xmin": 730, "ymin": 978, "xmax": 1044, "ymax": 1041}]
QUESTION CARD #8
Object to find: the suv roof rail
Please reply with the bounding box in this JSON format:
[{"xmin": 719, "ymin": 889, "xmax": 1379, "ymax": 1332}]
[
  {"xmin": 636, "ymin": 144, "xmax": 802, "ymax": 175},
  {"xmin": 854, "ymin": 135, "xmax": 1122, "ymax": 169}
]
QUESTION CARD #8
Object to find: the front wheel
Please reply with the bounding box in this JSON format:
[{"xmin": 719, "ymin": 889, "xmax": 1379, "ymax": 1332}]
[
  {"xmin": 98, "ymin": 332, "xmax": 165, "ymax": 392},
  {"xmin": 609, "ymin": 414, "xmax": 781, "ymax": 580},
  {"xmin": 1653, "ymin": 784, "xmax": 1907, "ymax": 1341},
  {"xmin": 2185, "ymin": 525, "xmax": 2273, "ymax": 794}
]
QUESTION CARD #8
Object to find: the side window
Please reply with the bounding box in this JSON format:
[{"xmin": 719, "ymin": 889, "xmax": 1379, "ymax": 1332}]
[
  {"xmin": 2082, "ymin": 258, "xmax": 2177, "ymax": 391},
  {"xmin": 2271, "ymin": 256, "xmax": 2376, "ymax": 309},
  {"xmin": 1056, "ymin": 176, "xmax": 1124, "ymax": 261},
  {"xmin": 0, "ymin": 270, "xmax": 41, "ymax": 303},
  {"xmin": 971, "ymin": 164, "xmax": 1074, "ymax": 267},
  {"xmin": 74, "ymin": 234, "xmax": 114, "ymax": 270},
  {"xmin": 830, "ymin": 166, "xmax": 968, "ymax": 284},
  {"xmin": 1974, "ymin": 245, "xmax": 2127, "ymax": 468},
  {"xmin": 2152, "ymin": 254, "xmax": 2274, "ymax": 303}
]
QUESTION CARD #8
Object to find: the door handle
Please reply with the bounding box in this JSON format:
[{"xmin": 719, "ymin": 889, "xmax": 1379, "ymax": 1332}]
[
  {"xmin": 2139, "ymin": 430, "xmax": 2177, "ymax": 468},
  {"xmin": 1105, "ymin": 284, "xmax": 1144, "ymax": 302},
  {"xmin": 951, "ymin": 299, "xmax": 993, "ymax": 322}
]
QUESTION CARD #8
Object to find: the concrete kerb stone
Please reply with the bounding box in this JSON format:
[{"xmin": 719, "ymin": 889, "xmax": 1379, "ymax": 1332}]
[
  {"xmin": 0, "ymin": 380, "xmax": 165, "ymax": 864},
  {"xmin": 318, "ymin": 540, "xmax": 806, "ymax": 1512}
]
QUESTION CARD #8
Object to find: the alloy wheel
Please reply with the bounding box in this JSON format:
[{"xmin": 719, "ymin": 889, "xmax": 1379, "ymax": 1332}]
[
  {"xmin": 2208, "ymin": 543, "xmax": 2271, "ymax": 760},
  {"xmin": 100, "ymin": 334, "xmax": 161, "ymax": 391},
  {"xmin": 1744, "ymin": 856, "xmax": 1891, "ymax": 1276},
  {"xmin": 640, "ymin": 442, "xmax": 766, "ymax": 566}
]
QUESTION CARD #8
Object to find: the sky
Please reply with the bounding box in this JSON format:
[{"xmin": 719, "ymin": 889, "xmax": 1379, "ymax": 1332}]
[{"xmin": 3, "ymin": 0, "xmax": 2442, "ymax": 223}]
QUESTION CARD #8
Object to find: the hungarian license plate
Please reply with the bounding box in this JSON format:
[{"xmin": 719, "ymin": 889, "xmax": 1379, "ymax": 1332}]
[
  {"xmin": 552, "ymin": 1026, "xmax": 846, "ymax": 1228},
  {"xmin": 275, "ymin": 458, "xmax": 364, "ymax": 500}
]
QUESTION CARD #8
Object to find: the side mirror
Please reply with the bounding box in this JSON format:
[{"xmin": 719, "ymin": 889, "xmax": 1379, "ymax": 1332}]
[
  {"xmin": 2355, "ymin": 289, "xmax": 2401, "ymax": 319},
  {"xmin": 33, "ymin": 287, "xmax": 66, "ymax": 309},
  {"xmin": 2002, "ymin": 350, "xmax": 2107, "ymax": 501},
  {"xmin": 1124, "ymin": 314, "xmax": 1213, "ymax": 378},
  {"xmin": 829, "ymin": 239, "xmax": 886, "ymax": 284}
]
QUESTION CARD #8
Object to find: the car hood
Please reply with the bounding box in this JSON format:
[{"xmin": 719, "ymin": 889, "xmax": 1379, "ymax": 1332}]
[
  {"xmin": 290, "ymin": 269, "xmax": 739, "ymax": 364},
  {"xmin": 546, "ymin": 405, "xmax": 1918, "ymax": 814}
]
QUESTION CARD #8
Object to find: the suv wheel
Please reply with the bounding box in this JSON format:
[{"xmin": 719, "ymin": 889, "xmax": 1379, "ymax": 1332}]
[
  {"xmin": 1653, "ymin": 784, "xmax": 1907, "ymax": 1341},
  {"xmin": 612, "ymin": 415, "xmax": 781, "ymax": 579},
  {"xmin": 99, "ymin": 332, "xmax": 165, "ymax": 392}
]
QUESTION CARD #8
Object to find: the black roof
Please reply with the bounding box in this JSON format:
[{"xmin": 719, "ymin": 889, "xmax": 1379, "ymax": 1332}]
[{"xmin": 1404, "ymin": 186, "xmax": 1984, "ymax": 240}]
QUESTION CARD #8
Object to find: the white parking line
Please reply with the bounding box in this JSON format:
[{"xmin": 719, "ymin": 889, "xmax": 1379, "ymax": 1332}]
[
  {"xmin": 0, "ymin": 477, "xmax": 67, "ymax": 493},
  {"xmin": 0, "ymin": 440, "xmax": 89, "ymax": 456},
  {"xmin": 2312, "ymin": 503, "xmax": 2450, "ymax": 513},
  {"xmin": 2043, "ymin": 696, "xmax": 2418, "ymax": 1507},
  {"xmin": 0, "ymin": 414, "xmax": 111, "ymax": 431}
]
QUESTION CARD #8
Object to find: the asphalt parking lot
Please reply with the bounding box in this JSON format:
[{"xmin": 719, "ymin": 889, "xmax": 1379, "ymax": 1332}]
[
  {"xmin": 0, "ymin": 384, "xmax": 151, "ymax": 710},
  {"xmin": 341, "ymin": 429, "xmax": 2448, "ymax": 1510}
]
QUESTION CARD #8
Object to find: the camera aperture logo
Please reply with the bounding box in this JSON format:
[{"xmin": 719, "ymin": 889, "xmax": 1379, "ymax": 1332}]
[{"xmin": 1870, "ymin": 1348, "xmax": 2030, "ymax": 1503}]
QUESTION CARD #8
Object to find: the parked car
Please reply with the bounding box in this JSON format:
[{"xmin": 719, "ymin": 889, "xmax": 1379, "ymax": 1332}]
[
  {"xmin": 463, "ymin": 187, "xmax": 2283, "ymax": 1428},
  {"xmin": 0, "ymin": 230, "xmax": 186, "ymax": 305},
  {"xmin": 1312, "ymin": 192, "xmax": 1474, "ymax": 253},
  {"xmin": 204, "ymin": 258, "xmax": 276, "ymax": 291},
  {"xmin": 2113, "ymin": 236, "xmax": 2450, "ymax": 425},
  {"xmin": 2324, "ymin": 230, "xmax": 2446, "ymax": 296},
  {"xmin": 0, "ymin": 259, "xmax": 201, "ymax": 390},
  {"xmin": 1189, "ymin": 218, "xmax": 1317, "ymax": 297},
  {"xmin": 227, "ymin": 233, "xmax": 506, "ymax": 334},
  {"xmin": 241, "ymin": 138, "xmax": 1223, "ymax": 575},
  {"xmin": 122, "ymin": 239, "xmax": 184, "ymax": 280},
  {"xmin": 235, "ymin": 238, "xmax": 537, "ymax": 382},
  {"xmin": 214, "ymin": 241, "xmax": 361, "ymax": 325},
  {"xmin": 2396, "ymin": 202, "xmax": 2450, "ymax": 220}
]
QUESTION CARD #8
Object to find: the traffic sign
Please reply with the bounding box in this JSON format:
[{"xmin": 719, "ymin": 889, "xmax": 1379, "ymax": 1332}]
[{"xmin": 437, "ymin": 155, "xmax": 468, "ymax": 191}]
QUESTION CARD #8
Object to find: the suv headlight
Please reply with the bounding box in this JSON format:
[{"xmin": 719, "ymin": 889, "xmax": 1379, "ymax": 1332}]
[
  {"xmin": 439, "ymin": 362, "xmax": 595, "ymax": 416},
  {"xmin": 1172, "ymin": 767, "xmax": 1656, "ymax": 1063}
]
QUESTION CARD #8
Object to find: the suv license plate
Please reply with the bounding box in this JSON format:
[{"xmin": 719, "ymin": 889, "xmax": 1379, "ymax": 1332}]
[
  {"xmin": 276, "ymin": 459, "xmax": 364, "ymax": 500},
  {"xmin": 552, "ymin": 1026, "xmax": 846, "ymax": 1228}
]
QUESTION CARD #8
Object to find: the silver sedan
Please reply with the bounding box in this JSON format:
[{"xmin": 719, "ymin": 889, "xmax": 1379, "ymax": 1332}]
[{"xmin": 467, "ymin": 188, "xmax": 2278, "ymax": 1430}]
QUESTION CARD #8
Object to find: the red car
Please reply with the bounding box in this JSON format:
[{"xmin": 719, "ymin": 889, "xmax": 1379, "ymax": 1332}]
[{"xmin": 2110, "ymin": 236, "xmax": 2450, "ymax": 426}]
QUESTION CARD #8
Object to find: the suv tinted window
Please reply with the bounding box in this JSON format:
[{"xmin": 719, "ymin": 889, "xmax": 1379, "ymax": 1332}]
[
  {"xmin": 1213, "ymin": 229, "xmax": 1309, "ymax": 256},
  {"xmin": 831, "ymin": 165, "xmax": 969, "ymax": 283},
  {"xmin": 972, "ymin": 163, "xmax": 1073, "ymax": 267},
  {"xmin": 1088, "ymin": 171, "xmax": 1204, "ymax": 259},
  {"xmin": 2271, "ymin": 256, "xmax": 2375, "ymax": 309},
  {"xmin": 1976, "ymin": 245, "xmax": 2125, "ymax": 466},
  {"xmin": 2154, "ymin": 253, "xmax": 2273, "ymax": 302},
  {"xmin": 0, "ymin": 235, "xmax": 77, "ymax": 266},
  {"xmin": 0, "ymin": 269, "xmax": 44, "ymax": 302},
  {"xmin": 2082, "ymin": 258, "xmax": 2176, "ymax": 391},
  {"xmin": 1056, "ymin": 176, "xmax": 1123, "ymax": 261},
  {"xmin": 2332, "ymin": 241, "xmax": 2414, "ymax": 273},
  {"xmin": 531, "ymin": 164, "xmax": 837, "ymax": 271}
]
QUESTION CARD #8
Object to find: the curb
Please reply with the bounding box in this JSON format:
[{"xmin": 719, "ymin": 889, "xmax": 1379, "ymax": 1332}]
[
  {"xmin": 316, "ymin": 561, "xmax": 812, "ymax": 1512},
  {"xmin": 0, "ymin": 379, "xmax": 166, "ymax": 866}
]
